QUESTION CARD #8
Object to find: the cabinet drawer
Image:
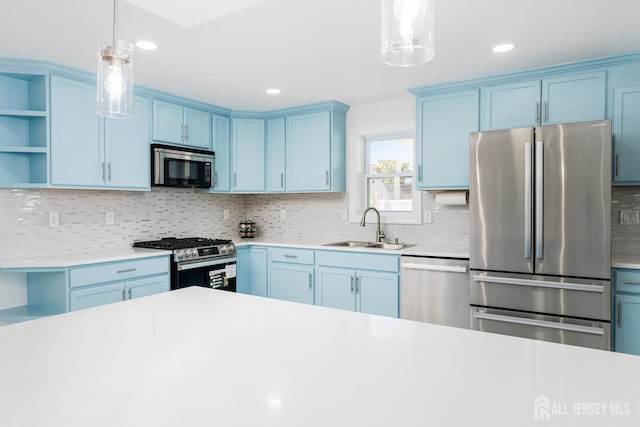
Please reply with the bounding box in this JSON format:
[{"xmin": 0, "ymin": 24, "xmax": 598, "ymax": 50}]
[
  {"xmin": 614, "ymin": 269, "xmax": 640, "ymax": 294},
  {"xmin": 269, "ymin": 247, "xmax": 314, "ymax": 264},
  {"xmin": 316, "ymin": 251, "xmax": 399, "ymax": 273},
  {"xmin": 70, "ymin": 256, "xmax": 169, "ymax": 288}
]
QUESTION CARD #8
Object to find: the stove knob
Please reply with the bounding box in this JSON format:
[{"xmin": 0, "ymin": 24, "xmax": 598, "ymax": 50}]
[
  {"xmin": 190, "ymin": 249, "xmax": 198, "ymax": 257},
  {"xmin": 176, "ymin": 250, "xmax": 185, "ymax": 260},
  {"xmin": 220, "ymin": 245, "xmax": 228, "ymax": 255}
]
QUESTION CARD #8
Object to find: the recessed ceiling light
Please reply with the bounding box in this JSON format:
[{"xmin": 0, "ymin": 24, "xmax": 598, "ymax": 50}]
[
  {"xmin": 266, "ymin": 88, "xmax": 281, "ymax": 95},
  {"xmin": 493, "ymin": 43, "xmax": 514, "ymax": 53},
  {"xmin": 135, "ymin": 40, "xmax": 158, "ymax": 50}
]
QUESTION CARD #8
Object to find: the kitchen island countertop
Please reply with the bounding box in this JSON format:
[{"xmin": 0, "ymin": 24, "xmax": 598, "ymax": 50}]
[{"xmin": 0, "ymin": 286, "xmax": 637, "ymax": 427}]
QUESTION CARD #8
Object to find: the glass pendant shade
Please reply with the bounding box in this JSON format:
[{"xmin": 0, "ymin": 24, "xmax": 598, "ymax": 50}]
[
  {"xmin": 97, "ymin": 39, "xmax": 133, "ymax": 118},
  {"xmin": 381, "ymin": 0, "xmax": 435, "ymax": 67}
]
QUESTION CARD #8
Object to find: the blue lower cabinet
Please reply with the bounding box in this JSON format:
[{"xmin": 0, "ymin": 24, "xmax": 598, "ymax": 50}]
[
  {"xmin": 70, "ymin": 283, "xmax": 125, "ymax": 311},
  {"xmin": 126, "ymin": 276, "xmax": 169, "ymax": 300},
  {"xmin": 614, "ymin": 294, "xmax": 640, "ymax": 355},
  {"xmin": 316, "ymin": 267, "xmax": 356, "ymax": 311},
  {"xmin": 357, "ymin": 271, "xmax": 399, "ymax": 318},
  {"xmin": 236, "ymin": 246, "xmax": 268, "ymax": 296},
  {"xmin": 316, "ymin": 266, "xmax": 399, "ymax": 318},
  {"xmin": 269, "ymin": 263, "xmax": 314, "ymax": 305},
  {"xmin": 613, "ymin": 268, "xmax": 640, "ymax": 355}
]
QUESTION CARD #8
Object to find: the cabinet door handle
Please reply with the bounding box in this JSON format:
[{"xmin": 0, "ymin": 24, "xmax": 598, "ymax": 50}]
[
  {"xmin": 214, "ymin": 172, "xmax": 218, "ymax": 187},
  {"xmin": 351, "ymin": 276, "xmax": 355, "ymax": 293},
  {"xmin": 122, "ymin": 289, "xmax": 126, "ymax": 300},
  {"xmin": 355, "ymin": 276, "xmax": 360, "ymax": 294},
  {"xmin": 107, "ymin": 162, "xmax": 112, "ymax": 181},
  {"xmin": 281, "ymin": 173, "xmax": 284, "ymax": 188},
  {"xmin": 618, "ymin": 302, "xmax": 622, "ymax": 327},
  {"xmin": 543, "ymin": 101, "xmax": 548, "ymax": 122},
  {"xmin": 308, "ymin": 273, "xmax": 312, "ymax": 289},
  {"xmin": 325, "ymin": 170, "xmax": 329, "ymax": 186},
  {"xmin": 622, "ymin": 280, "xmax": 640, "ymax": 285},
  {"xmin": 535, "ymin": 102, "xmax": 539, "ymax": 124},
  {"xmin": 128, "ymin": 288, "xmax": 132, "ymax": 299},
  {"xmin": 234, "ymin": 173, "xmax": 237, "ymax": 187},
  {"xmin": 418, "ymin": 165, "xmax": 422, "ymax": 181},
  {"xmin": 180, "ymin": 125, "xmax": 184, "ymax": 140},
  {"xmin": 101, "ymin": 162, "xmax": 106, "ymax": 181},
  {"xmin": 117, "ymin": 268, "xmax": 137, "ymax": 274},
  {"xmin": 185, "ymin": 125, "xmax": 189, "ymax": 141},
  {"xmin": 615, "ymin": 153, "xmax": 620, "ymax": 177},
  {"xmin": 283, "ymin": 254, "xmax": 298, "ymax": 259}
]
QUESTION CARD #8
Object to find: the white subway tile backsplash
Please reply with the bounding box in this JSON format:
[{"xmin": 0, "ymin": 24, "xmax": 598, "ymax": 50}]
[{"xmin": 7, "ymin": 185, "xmax": 634, "ymax": 259}]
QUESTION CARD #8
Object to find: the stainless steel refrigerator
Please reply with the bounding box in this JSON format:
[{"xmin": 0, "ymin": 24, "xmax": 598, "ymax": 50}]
[{"xmin": 469, "ymin": 120, "xmax": 611, "ymax": 350}]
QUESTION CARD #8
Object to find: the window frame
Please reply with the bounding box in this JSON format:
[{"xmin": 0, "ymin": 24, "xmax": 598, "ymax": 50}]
[{"xmin": 348, "ymin": 121, "xmax": 422, "ymax": 225}]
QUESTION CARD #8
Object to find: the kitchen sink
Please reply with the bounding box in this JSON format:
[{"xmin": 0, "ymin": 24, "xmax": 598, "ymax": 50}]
[
  {"xmin": 322, "ymin": 241, "xmax": 415, "ymax": 250},
  {"xmin": 323, "ymin": 240, "xmax": 372, "ymax": 248}
]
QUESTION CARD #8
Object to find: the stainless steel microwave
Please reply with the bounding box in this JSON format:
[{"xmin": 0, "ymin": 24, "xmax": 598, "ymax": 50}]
[{"xmin": 151, "ymin": 144, "xmax": 214, "ymax": 188}]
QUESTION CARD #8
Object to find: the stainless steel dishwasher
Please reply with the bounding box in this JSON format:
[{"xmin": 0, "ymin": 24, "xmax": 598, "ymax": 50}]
[{"xmin": 400, "ymin": 256, "xmax": 470, "ymax": 328}]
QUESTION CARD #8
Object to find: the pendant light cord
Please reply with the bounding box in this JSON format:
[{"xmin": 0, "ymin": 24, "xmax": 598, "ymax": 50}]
[{"xmin": 112, "ymin": 0, "xmax": 118, "ymax": 47}]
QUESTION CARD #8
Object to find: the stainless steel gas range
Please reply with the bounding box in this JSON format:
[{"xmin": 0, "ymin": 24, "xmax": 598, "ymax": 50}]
[{"xmin": 133, "ymin": 237, "xmax": 237, "ymax": 292}]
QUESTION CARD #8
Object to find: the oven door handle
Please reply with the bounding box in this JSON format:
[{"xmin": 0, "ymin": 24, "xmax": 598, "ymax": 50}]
[
  {"xmin": 472, "ymin": 311, "xmax": 605, "ymax": 336},
  {"xmin": 176, "ymin": 257, "xmax": 237, "ymax": 272}
]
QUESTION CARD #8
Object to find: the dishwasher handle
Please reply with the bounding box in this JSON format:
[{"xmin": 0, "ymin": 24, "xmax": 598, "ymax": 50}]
[{"xmin": 401, "ymin": 262, "xmax": 468, "ymax": 273}]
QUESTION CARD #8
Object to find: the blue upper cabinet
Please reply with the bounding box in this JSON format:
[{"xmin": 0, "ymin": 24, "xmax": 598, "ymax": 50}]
[
  {"xmin": 541, "ymin": 72, "xmax": 606, "ymax": 125},
  {"xmin": 287, "ymin": 111, "xmax": 332, "ymax": 191},
  {"xmin": 286, "ymin": 104, "xmax": 348, "ymax": 192},
  {"xmin": 50, "ymin": 76, "xmax": 102, "ymax": 187},
  {"xmin": 266, "ymin": 117, "xmax": 286, "ymax": 192},
  {"xmin": 231, "ymin": 117, "xmax": 265, "ymax": 192},
  {"xmin": 152, "ymin": 99, "xmax": 211, "ymax": 149},
  {"xmin": 104, "ymin": 96, "xmax": 150, "ymax": 189},
  {"xmin": 612, "ymin": 86, "xmax": 640, "ymax": 184},
  {"xmin": 50, "ymin": 76, "xmax": 149, "ymax": 190},
  {"xmin": 183, "ymin": 107, "xmax": 210, "ymax": 149},
  {"xmin": 0, "ymin": 70, "xmax": 48, "ymax": 188},
  {"xmin": 416, "ymin": 90, "xmax": 479, "ymax": 190},
  {"xmin": 482, "ymin": 80, "xmax": 541, "ymax": 130},
  {"xmin": 609, "ymin": 60, "xmax": 640, "ymax": 184},
  {"xmin": 482, "ymin": 71, "xmax": 606, "ymax": 130},
  {"xmin": 211, "ymin": 114, "xmax": 231, "ymax": 191}
]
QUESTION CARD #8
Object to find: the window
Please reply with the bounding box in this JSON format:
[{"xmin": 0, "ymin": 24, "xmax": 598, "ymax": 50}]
[
  {"xmin": 365, "ymin": 136, "xmax": 414, "ymax": 212},
  {"xmin": 349, "ymin": 122, "xmax": 421, "ymax": 224}
]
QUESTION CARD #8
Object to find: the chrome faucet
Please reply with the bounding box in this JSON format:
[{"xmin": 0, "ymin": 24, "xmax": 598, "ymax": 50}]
[{"xmin": 360, "ymin": 207, "xmax": 385, "ymax": 243}]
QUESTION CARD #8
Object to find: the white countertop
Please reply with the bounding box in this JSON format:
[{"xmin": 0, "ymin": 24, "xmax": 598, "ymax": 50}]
[
  {"xmin": 236, "ymin": 241, "xmax": 469, "ymax": 259},
  {"xmin": 0, "ymin": 287, "xmax": 637, "ymax": 426},
  {"xmin": 0, "ymin": 248, "xmax": 172, "ymax": 269},
  {"xmin": 612, "ymin": 255, "xmax": 640, "ymax": 270}
]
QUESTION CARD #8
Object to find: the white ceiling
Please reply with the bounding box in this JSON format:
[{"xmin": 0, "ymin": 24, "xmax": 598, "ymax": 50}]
[{"xmin": 2, "ymin": 0, "xmax": 640, "ymax": 111}]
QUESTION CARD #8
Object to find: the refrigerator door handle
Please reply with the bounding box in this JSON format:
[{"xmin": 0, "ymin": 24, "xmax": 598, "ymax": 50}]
[
  {"xmin": 524, "ymin": 142, "xmax": 532, "ymax": 259},
  {"xmin": 535, "ymin": 140, "xmax": 544, "ymax": 259},
  {"xmin": 472, "ymin": 275, "xmax": 605, "ymax": 293},
  {"xmin": 472, "ymin": 311, "xmax": 605, "ymax": 336}
]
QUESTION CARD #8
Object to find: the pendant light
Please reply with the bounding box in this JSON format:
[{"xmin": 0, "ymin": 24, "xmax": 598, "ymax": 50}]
[
  {"xmin": 380, "ymin": 0, "xmax": 435, "ymax": 67},
  {"xmin": 97, "ymin": 0, "xmax": 133, "ymax": 118}
]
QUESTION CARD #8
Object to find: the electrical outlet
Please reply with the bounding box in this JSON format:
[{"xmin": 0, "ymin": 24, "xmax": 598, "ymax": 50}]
[
  {"xmin": 620, "ymin": 209, "xmax": 640, "ymax": 225},
  {"xmin": 340, "ymin": 210, "xmax": 348, "ymax": 221},
  {"xmin": 280, "ymin": 209, "xmax": 286, "ymax": 220},
  {"xmin": 48, "ymin": 212, "xmax": 59, "ymax": 228},
  {"xmin": 223, "ymin": 209, "xmax": 230, "ymax": 219},
  {"xmin": 105, "ymin": 211, "xmax": 115, "ymax": 225},
  {"xmin": 423, "ymin": 210, "xmax": 432, "ymax": 224}
]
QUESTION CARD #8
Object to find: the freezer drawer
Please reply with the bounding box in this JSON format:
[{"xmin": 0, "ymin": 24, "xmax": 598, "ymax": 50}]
[
  {"xmin": 401, "ymin": 256, "xmax": 470, "ymax": 328},
  {"xmin": 470, "ymin": 306, "xmax": 611, "ymax": 351},
  {"xmin": 470, "ymin": 271, "xmax": 610, "ymax": 321}
]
